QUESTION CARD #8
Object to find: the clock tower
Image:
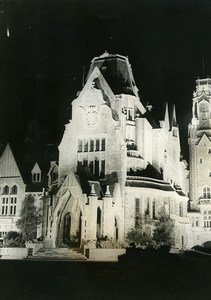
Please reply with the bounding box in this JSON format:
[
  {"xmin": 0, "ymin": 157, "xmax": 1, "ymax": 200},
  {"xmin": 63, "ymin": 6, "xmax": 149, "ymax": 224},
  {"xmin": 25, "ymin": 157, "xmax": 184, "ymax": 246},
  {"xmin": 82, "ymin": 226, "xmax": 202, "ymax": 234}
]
[{"xmin": 188, "ymin": 78, "xmax": 211, "ymax": 209}]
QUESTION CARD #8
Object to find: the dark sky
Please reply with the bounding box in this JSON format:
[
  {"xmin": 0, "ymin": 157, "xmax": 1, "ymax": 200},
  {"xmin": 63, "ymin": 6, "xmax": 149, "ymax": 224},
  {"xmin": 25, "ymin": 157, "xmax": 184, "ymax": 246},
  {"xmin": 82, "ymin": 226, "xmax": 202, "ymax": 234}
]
[{"xmin": 1, "ymin": 0, "xmax": 211, "ymax": 159}]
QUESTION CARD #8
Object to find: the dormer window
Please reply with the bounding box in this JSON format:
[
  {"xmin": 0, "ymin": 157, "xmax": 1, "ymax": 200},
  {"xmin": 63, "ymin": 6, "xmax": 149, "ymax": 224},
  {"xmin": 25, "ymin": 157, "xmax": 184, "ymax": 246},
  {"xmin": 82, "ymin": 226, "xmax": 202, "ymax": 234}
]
[
  {"xmin": 33, "ymin": 173, "xmax": 41, "ymax": 182},
  {"xmin": 31, "ymin": 163, "xmax": 41, "ymax": 183}
]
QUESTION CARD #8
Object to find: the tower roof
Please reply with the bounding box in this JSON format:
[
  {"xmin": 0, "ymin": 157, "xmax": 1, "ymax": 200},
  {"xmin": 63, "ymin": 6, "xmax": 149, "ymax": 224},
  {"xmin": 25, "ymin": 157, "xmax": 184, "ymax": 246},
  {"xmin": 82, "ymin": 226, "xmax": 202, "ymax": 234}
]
[{"xmin": 86, "ymin": 52, "xmax": 139, "ymax": 97}]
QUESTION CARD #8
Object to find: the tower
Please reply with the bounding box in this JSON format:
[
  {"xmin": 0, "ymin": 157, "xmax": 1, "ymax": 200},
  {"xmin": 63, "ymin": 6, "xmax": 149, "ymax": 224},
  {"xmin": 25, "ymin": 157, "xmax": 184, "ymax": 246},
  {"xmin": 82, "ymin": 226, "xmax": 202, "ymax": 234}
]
[{"xmin": 188, "ymin": 78, "xmax": 211, "ymax": 208}]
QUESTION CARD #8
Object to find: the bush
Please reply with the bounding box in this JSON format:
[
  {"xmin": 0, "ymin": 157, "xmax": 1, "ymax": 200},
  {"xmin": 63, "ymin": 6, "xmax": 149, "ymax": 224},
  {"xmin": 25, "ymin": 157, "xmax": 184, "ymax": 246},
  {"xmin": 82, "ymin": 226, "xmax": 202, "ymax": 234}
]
[{"xmin": 4, "ymin": 231, "xmax": 25, "ymax": 248}]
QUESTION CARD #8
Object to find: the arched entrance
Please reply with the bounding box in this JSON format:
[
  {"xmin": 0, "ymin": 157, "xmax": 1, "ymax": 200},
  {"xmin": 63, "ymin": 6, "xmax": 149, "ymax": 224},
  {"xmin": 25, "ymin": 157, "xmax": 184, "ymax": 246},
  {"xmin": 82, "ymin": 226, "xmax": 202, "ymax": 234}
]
[
  {"xmin": 63, "ymin": 213, "xmax": 71, "ymax": 245},
  {"xmin": 115, "ymin": 217, "xmax": 118, "ymax": 240},
  {"xmin": 96, "ymin": 207, "xmax": 101, "ymax": 238}
]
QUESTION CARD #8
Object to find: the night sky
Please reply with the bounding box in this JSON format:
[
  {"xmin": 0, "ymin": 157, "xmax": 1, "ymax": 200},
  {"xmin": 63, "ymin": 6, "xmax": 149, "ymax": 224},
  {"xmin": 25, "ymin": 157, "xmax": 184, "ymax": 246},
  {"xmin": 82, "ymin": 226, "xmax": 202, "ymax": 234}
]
[{"xmin": 1, "ymin": 0, "xmax": 211, "ymax": 159}]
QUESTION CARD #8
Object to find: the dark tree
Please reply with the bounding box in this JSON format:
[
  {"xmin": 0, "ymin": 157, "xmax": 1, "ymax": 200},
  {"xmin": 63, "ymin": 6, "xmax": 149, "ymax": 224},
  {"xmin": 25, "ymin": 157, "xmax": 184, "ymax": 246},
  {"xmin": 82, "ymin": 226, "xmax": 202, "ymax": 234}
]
[
  {"xmin": 126, "ymin": 214, "xmax": 153, "ymax": 248},
  {"xmin": 153, "ymin": 207, "xmax": 175, "ymax": 248},
  {"xmin": 16, "ymin": 194, "xmax": 39, "ymax": 242}
]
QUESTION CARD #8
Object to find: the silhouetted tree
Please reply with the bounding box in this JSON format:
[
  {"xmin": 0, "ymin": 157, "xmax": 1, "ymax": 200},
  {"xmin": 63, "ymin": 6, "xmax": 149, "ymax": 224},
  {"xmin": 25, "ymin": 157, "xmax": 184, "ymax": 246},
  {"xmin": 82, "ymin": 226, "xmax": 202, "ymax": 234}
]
[
  {"xmin": 153, "ymin": 206, "xmax": 175, "ymax": 248},
  {"xmin": 126, "ymin": 214, "xmax": 154, "ymax": 247},
  {"xmin": 16, "ymin": 194, "xmax": 39, "ymax": 242}
]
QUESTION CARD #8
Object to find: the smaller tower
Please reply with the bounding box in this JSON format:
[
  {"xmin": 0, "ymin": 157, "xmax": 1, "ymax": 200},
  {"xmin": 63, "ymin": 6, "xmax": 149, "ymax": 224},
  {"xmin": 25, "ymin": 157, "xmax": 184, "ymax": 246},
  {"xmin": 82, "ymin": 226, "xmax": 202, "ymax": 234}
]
[{"xmin": 188, "ymin": 78, "xmax": 211, "ymax": 208}]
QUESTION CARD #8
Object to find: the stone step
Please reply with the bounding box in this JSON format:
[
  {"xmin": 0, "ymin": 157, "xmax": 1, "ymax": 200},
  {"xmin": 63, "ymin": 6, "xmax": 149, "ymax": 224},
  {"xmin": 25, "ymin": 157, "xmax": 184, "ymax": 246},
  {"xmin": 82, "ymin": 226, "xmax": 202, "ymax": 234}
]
[{"xmin": 26, "ymin": 247, "xmax": 87, "ymax": 261}]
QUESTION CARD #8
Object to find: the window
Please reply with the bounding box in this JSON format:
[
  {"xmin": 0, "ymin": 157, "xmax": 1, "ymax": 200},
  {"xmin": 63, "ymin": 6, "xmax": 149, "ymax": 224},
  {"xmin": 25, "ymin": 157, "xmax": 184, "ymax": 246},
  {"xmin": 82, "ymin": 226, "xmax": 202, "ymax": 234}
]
[
  {"xmin": 84, "ymin": 140, "xmax": 88, "ymax": 152},
  {"xmin": 90, "ymin": 140, "xmax": 94, "ymax": 152},
  {"xmin": 203, "ymin": 187, "xmax": 211, "ymax": 199},
  {"xmin": 196, "ymin": 220, "xmax": 199, "ymax": 227},
  {"xmin": 11, "ymin": 185, "xmax": 17, "ymax": 194},
  {"xmin": 208, "ymin": 149, "xmax": 211, "ymax": 154},
  {"xmin": 78, "ymin": 140, "xmax": 83, "ymax": 152},
  {"xmin": 209, "ymin": 172, "xmax": 211, "ymax": 177},
  {"xmin": 100, "ymin": 160, "xmax": 105, "ymax": 178},
  {"xmin": 95, "ymin": 139, "xmax": 100, "ymax": 151},
  {"xmin": 135, "ymin": 198, "xmax": 140, "ymax": 215},
  {"xmin": 127, "ymin": 108, "xmax": 133, "ymax": 121},
  {"xmin": 77, "ymin": 137, "xmax": 106, "ymax": 178},
  {"xmin": 3, "ymin": 186, "xmax": 9, "ymax": 194},
  {"xmin": 153, "ymin": 200, "xmax": 156, "ymax": 219},
  {"xmin": 101, "ymin": 138, "xmax": 105, "ymax": 151},
  {"xmin": 200, "ymin": 158, "xmax": 203, "ymax": 163},
  {"xmin": 179, "ymin": 202, "xmax": 183, "ymax": 217},
  {"xmin": 32, "ymin": 173, "xmax": 41, "ymax": 182}
]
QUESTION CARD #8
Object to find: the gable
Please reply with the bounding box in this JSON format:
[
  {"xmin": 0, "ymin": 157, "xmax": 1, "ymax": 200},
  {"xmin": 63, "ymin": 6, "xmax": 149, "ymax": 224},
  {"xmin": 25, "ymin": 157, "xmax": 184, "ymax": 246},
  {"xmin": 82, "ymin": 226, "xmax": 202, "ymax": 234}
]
[
  {"xmin": 31, "ymin": 162, "xmax": 41, "ymax": 174},
  {"xmin": 73, "ymin": 67, "xmax": 119, "ymax": 121},
  {"xmin": 197, "ymin": 133, "xmax": 211, "ymax": 146},
  {"xmin": 0, "ymin": 144, "xmax": 22, "ymax": 178}
]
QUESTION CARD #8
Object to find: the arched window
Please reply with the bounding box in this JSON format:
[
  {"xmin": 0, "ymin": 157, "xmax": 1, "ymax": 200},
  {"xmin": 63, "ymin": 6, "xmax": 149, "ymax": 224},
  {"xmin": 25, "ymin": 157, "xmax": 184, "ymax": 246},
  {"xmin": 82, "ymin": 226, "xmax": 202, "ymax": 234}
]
[
  {"xmin": 152, "ymin": 200, "xmax": 156, "ymax": 219},
  {"xmin": 203, "ymin": 187, "xmax": 211, "ymax": 199},
  {"xmin": 11, "ymin": 185, "xmax": 17, "ymax": 194},
  {"xmin": 3, "ymin": 185, "xmax": 9, "ymax": 194}
]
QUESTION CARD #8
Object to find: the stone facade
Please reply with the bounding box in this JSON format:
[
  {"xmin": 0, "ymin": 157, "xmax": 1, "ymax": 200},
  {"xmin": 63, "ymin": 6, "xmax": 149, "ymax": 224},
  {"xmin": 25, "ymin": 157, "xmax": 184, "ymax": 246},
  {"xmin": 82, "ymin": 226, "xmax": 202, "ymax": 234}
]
[{"xmin": 43, "ymin": 52, "xmax": 190, "ymax": 250}]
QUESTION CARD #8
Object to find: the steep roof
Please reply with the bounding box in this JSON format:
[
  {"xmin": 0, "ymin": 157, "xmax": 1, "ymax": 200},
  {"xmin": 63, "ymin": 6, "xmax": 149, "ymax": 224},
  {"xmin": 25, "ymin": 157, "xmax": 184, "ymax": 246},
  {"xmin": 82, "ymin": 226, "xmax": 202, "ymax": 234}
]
[
  {"xmin": 87, "ymin": 52, "xmax": 139, "ymax": 97},
  {"xmin": 0, "ymin": 143, "xmax": 22, "ymax": 178},
  {"xmin": 11, "ymin": 143, "xmax": 59, "ymax": 192}
]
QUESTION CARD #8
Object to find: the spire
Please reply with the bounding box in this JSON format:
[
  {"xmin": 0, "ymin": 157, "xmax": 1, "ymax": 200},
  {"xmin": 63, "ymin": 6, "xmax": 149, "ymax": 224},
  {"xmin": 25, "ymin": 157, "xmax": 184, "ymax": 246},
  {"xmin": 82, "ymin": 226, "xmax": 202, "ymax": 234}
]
[
  {"xmin": 171, "ymin": 104, "xmax": 177, "ymax": 127},
  {"xmin": 164, "ymin": 102, "xmax": 170, "ymax": 130}
]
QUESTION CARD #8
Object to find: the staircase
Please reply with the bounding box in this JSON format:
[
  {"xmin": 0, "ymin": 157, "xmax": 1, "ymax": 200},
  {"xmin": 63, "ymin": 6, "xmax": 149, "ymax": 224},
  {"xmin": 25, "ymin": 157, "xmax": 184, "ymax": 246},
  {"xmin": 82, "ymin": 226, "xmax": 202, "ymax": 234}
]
[{"xmin": 25, "ymin": 247, "xmax": 87, "ymax": 261}]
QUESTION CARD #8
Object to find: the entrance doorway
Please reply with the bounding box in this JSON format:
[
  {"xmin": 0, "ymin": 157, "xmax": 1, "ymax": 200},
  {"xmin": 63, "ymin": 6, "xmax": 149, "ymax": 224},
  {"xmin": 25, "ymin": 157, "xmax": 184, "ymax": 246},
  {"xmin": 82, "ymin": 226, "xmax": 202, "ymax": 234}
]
[
  {"xmin": 96, "ymin": 207, "xmax": 101, "ymax": 238},
  {"xmin": 115, "ymin": 217, "xmax": 118, "ymax": 240},
  {"xmin": 63, "ymin": 213, "xmax": 71, "ymax": 245}
]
